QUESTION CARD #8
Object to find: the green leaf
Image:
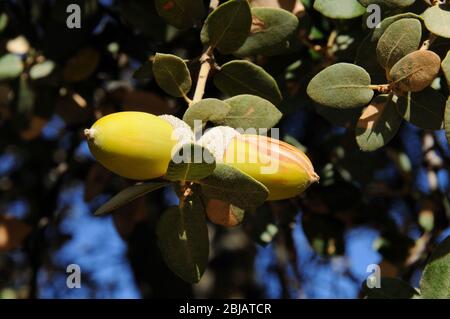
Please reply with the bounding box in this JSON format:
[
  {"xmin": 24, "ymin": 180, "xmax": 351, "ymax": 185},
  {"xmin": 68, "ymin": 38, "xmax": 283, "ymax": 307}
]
[
  {"xmin": 219, "ymin": 94, "xmax": 282, "ymax": 129},
  {"xmin": 233, "ymin": 7, "xmax": 299, "ymax": 57},
  {"xmin": 165, "ymin": 143, "xmax": 216, "ymax": 182},
  {"xmin": 133, "ymin": 60, "xmax": 153, "ymax": 80},
  {"xmin": 0, "ymin": 13, "xmax": 8, "ymax": 33},
  {"xmin": 199, "ymin": 164, "xmax": 269, "ymax": 210},
  {"xmin": 156, "ymin": 199, "xmax": 209, "ymax": 283},
  {"xmin": 307, "ymin": 63, "xmax": 374, "ymax": 109},
  {"xmin": 361, "ymin": 277, "xmax": 419, "ymax": 299},
  {"xmin": 420, "ymin": 236, "xmax": 450, "ymax": 299},
  {"xmin": 214, "ymin": 60, "xmax": 282, "ymax": 105},
  {"xmin": 355, "ymin": 94, "xmax": 402, "ymax": 152},
  {"xmin": 376, "ymin": 18, "xmax": 422, "ymax": 70},
  {"xmin": 444, "ymin": 97, "xmax": 450, "ymax": 145},
  {"xmin": 182, "ymin": 98, "xmax": 231, "ymax": 128},
  {"xmin": 95, "ymin": 181, "xmax": 169, "ymax": 216},
  {"xmin": 152, "ymin": 53, "xmax": 192, "ymax": 98},
  {"xmin": 29, "ymin": 61, "xmax": 56, "ymax": 80},
  {"xmin": 358, "ymin": 0, "xmax": 415, "ymax": 8},
  {"xmin": 442, "ymin": 50, "xmax": 450, "ymax": 90},
  {"xmin": 389, "ymin": 50, "xmax": 441, "ymax": 93},
  {"xmin": 423, "ymin": 4, "xmax": 450, "ymax": 39},
  {"xmin": 313, "ymin": 0, "xmax": 365, "ymax": 19},
  {"xmin": 200, "ymin": 0, "xmax": 252, "ymax": 54},
  {"xmin": 371, "ymin": 13, "xmax": 423, "ymax": 42},
  {"xmin": 396, "ymin": 88, "xmax": 446, "ymax": 130},
  {"xmin": 155, "ymin": 0, "xmax": 205, "ymax": 29},
  {"xmin": 0, "ymin": 54, "xmax": 23, "ymax": 80}
]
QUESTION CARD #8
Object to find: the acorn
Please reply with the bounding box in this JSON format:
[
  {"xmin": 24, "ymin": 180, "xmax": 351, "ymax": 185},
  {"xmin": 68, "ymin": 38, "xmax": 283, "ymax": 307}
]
[
  {"xmin": 84, "ymin": 112, "xmax": 193, "ymax": 180},
  {"xmin": 199, "ymin": 127, "xmax": 319, "ymax": 200}
]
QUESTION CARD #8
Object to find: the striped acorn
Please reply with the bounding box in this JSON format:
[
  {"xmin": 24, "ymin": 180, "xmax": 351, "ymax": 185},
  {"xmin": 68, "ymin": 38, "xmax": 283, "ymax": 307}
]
[
  {"xmin": 84, "ymin": 112, "xmax": 193, "ymax": 180},
  {"xmin": 199, "ymin": 127, "xmax": 319, "ymax": 201}
]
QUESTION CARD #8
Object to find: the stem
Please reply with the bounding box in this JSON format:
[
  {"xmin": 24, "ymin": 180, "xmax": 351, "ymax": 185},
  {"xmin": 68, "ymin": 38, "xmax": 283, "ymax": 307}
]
[
  {"xmin": 191, "ymin": 47, "xmax": 214, "ymax": 106},
  {"xmin": 368, "ymin": 84, "xmax": 391, "ymax": 93},
  {"xmin": 420, "ymin": 33, "xmax": 438, "ymax": 51}
]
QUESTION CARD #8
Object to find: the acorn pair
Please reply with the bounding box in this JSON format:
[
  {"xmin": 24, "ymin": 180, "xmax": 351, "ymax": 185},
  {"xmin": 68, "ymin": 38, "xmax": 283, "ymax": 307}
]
[{"xmin": 84, "ymin": 112, "xmax": 319, "ymax": 201}]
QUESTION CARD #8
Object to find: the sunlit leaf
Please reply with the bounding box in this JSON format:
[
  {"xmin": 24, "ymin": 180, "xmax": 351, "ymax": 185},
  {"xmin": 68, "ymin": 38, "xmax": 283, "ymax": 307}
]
[
  {"xmin": 376, "ymin": 18, "xmax": 422, "ymax": 70},
  {"xmin": 356, "ymin": 94, "xmax": 402, "ymax": 152},
  {"xmin": 313, "ymin": 0, "xmax": 365, "ymax": 19},
  {"xmin": 95, "ymin": 182, "xmax": 169, "ymax": 216},
  {"xmin": 420, "ymin": 236, "xmax": 450, "ymax": 299},
  {"xmin": 153, "ymin": 53, "xmax": 192, "ymax": 98},
  {"xmin": 307, "ymin": 63, "xmax": 374, "ymax": 109},
  {"xmin": 234, "ymin": 7, "xmax": 299, "ymax": 57},
  {"xmin": 423, "ymin": 4, "xmax": 450, "ymax": 39},
  {"xmin": 200, "ymin": 0, "xmax": 252, "ymax": 54}
]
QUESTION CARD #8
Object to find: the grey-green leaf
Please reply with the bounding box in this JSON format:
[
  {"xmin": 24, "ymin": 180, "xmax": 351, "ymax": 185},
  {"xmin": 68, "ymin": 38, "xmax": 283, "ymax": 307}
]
[
  {"xmin": 423, "ymin": 4, "xmax": 450, "ymax": 39},
  {"xmin": 165, "ymin": 143, "xmax": 216, "ymax": 182},
  {"xmin": 183, "ymin": 98, "xmax": 231, "ymax": 128},
  {"xmin": 156, "ymin": 200, "xmax": 209, "ymax": 284},
  {"xmin": 362, "ymin": 277, "xmax": 419, "ymax": 299},
  {"xmin": 153, "ymin": 53, "xmax": 192, "ymax": 98},
  {"xmin": 0, "ymin": 54, "xmax": 23, "ymax": 80},
  {"xmin": 356, "ymin": 95, "xmax": 402, "ymax": 152},
  {"xmin": 307, "ymin": 63, "xmax": 374, "ymax": 109},
  {"xmin": 199, "ymin": 164, "xmax": 269, "ymax": 210},
  {"xmin": 29, "ymin": 61, "xmax": 56, "ymax": 80},
  {"xmin": 420, "ymin": 236, "xmax": 450, "ymax": 299},
  {"xmin": 233, "ymin": 7, "xmax": 299, "ymax": 57},
  {"xmin": 313, "ymin": 0, "xmax": 365, "ymax": 19},
  {"xmin": 155, "ymin": 0, "xmax": 205, "ymax": 29},
  {"xmin": 371, "ymin": 13, "xmax": 423, "ymax": 42},
  {"xmin": 396, "ymin": 88, "xmax": 446, "ymax": 130},
  {"xmin": 358, "ymin": 0, "xmax": 415, "ymax": 8},
  {"xmin": 214, "ymin": 60, "xmax": 282, "ymax": 105},
  {"xmin": 219, "ymin": 94, "xmax": 282, "ymax": 129},
  {"xmin": 442, "ymin": 50, "xmax": 450, "ymax": 90},
  {"xmin": 200, "ymin": 0, "xmax": 252, "ymax": 54},
  {"xmin": 444, "ymin": 97, "xmax": 450, "ymax": 145},
  {"xmin": 95, "ymin": 181, "xmax": 169, "ymax": 216},
  {"xmin": 376, "ymin": 18, "xmax": 422, "ymax": 70}
]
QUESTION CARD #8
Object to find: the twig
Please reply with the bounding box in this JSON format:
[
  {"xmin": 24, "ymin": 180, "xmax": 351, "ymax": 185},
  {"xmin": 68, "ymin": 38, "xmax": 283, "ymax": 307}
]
[
  {"xmin": 368, "ymin": 84, "xmax": 391, "ymax": 93},
  {"xmin": 191, "ymin": 47, "xmax": 214, "ymax": 105},
  {"xmin": 420, "ymin": 33, "xmax": 438, "ymax": 51}
]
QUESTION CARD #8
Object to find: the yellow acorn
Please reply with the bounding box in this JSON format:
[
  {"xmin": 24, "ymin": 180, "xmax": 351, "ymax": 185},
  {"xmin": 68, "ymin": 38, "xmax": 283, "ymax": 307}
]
[
  {"xmin": 199, "ymin": 127, "xmax": 319, "ymax": 200},
  {"xmin": 84, "ymin": 112, "xmax": 193, "ymax": 180}
]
